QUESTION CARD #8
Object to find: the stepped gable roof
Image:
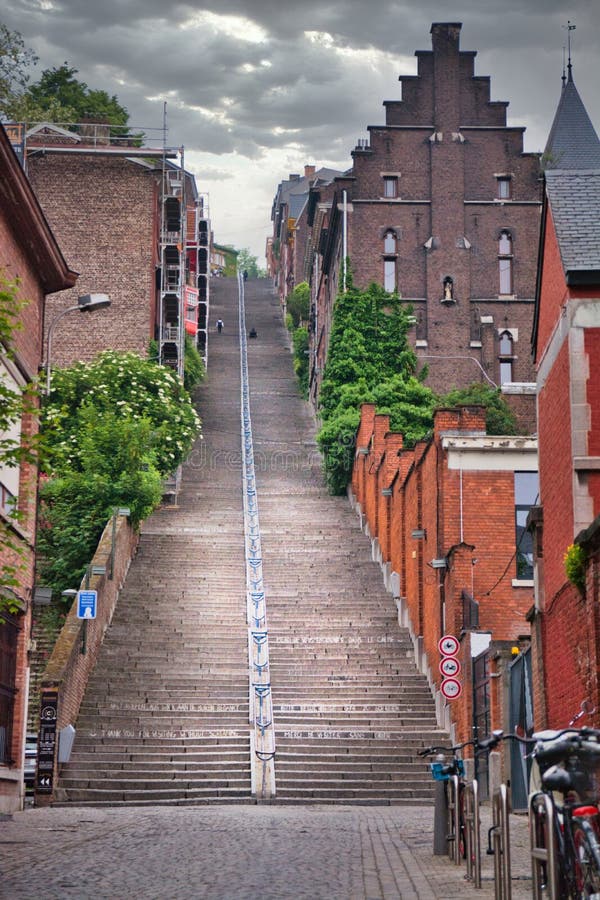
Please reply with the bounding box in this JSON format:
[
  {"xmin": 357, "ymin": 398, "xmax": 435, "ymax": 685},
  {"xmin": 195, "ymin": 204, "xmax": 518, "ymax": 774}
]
[
  {"xmin": 545, "ymin": 169, "xmax": 600, "ymax": 282},
  {"xmin": 544, "ymin": 75, "xmax": 600, "ymax": 170}
]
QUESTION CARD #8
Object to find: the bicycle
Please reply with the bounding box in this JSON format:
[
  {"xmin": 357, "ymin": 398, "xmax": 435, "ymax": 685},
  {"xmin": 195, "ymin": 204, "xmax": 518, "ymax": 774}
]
[
  {"xmin": 488, "ymin": 724, "xmax": 600, "ymax": 898},
  {"xmin": 419, "ymin": 735, "xmax": 497, "ymax": 873}
]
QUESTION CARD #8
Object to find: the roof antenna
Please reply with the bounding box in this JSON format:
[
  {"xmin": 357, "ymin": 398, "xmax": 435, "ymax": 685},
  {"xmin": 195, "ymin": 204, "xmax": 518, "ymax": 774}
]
[
  {"xmin": 562, "ymin": 20, "xmax": 576, "ymax": 82},
  {"xmin": 561, "ymin": 44, "xmax": 566, "ymax": 88}
]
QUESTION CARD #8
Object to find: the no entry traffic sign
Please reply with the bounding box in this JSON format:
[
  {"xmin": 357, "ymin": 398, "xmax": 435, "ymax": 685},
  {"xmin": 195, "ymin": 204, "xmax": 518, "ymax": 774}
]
[
  {"xmin": 439, "ymin": 656, "xmax": 461, "ymax": 678},
  {"xmin": 438, "ymin": 634, "xmax": 459, "ymax": 657},
  {"xmin": 440, "ymin": 678, "xmax": 462, "ymax": 701}
]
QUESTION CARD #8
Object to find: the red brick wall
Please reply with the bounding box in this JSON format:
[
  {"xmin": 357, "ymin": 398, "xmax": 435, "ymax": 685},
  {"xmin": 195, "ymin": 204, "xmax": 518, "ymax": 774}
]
[
  {"xmin": 35, "ymin": 515, "xmax": 138, "ymax": 805},
  {"xmin": 535, "ymin": 207, "xmax": 567, "ymax": 361},
  {"xmin": 27, "ymin": 154, "xmax": 157, "ymax": 367},
  {"xmin": 351, "ymin": 403, "xmax": 535, "ymax": 742},
  {"xmin": 537, "ymin": 341, "xmax": 573, "ymax": 601}
]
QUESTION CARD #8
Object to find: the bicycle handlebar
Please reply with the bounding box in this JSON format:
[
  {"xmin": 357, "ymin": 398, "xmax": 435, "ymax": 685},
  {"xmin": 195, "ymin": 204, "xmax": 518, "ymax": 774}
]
[{"xmin": 418, "ymin": 739, "xmax": 476, "ymax": 757}]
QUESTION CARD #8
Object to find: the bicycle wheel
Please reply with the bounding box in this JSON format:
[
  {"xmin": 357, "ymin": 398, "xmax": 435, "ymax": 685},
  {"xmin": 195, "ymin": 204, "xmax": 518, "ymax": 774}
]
[{"xmin": 573, "ymin": 820, "xmax": 600, "ymax": 898}]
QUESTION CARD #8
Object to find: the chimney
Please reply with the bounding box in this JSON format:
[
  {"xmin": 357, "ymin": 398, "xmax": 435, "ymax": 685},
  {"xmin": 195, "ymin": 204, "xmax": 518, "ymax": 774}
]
[
  {"xmin": 289, "ymin": 173, "xmax": 301, "ymax": 181},
  {"xmin": 304, "ymin": 165, "xmax": 316, "ymax": 178},
  {"xmin": 430, "ymin": 22, "xmax": 462, "ymax": 54}
]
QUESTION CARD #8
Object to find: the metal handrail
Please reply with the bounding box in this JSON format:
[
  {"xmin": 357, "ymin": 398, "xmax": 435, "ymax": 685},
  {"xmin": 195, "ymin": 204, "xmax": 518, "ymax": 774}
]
[{"xmin": 238, "ymin": 272, "xmax": 276, "ymax": 799}]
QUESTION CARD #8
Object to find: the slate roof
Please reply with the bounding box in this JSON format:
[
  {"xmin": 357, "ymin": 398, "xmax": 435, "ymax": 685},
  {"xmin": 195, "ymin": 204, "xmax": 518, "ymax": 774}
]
[
  {"xmin": 544, "ymin": 76, "xmax": 600, "ymax": 170},
  {"xmin": 545, "ymin": 169, "xmax": 600, "ymax": 278}
]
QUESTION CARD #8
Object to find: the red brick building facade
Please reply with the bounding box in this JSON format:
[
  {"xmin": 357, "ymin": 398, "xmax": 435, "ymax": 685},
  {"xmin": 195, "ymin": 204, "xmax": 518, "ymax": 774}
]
[
  {"xmin": 24, "ymin": 127, "xmax": 211, "ymax": 374},
  {"xmin": 351, "ymin": 403, "xmax": 537, "ymax": 755},
  {"xmin": 530, "ymin": 69, "xmax": 600, "ymax": 729},
  {"xmin": 276, "ymin": 24, "xmax": 541, "ymax": 423},
  {"xmin": 0, "ymin": 124, "xmax": 76, "ymax": 813}
]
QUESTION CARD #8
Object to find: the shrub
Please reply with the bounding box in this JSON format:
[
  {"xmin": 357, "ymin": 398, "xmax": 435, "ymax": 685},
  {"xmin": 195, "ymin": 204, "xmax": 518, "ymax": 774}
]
[
  {"xmin": 564, "ymin": 543, "xmax": 586, "ymax": 593},
  {"xmin": 43, "ymin": 350, "xmax": 200, "ymax": 477}
]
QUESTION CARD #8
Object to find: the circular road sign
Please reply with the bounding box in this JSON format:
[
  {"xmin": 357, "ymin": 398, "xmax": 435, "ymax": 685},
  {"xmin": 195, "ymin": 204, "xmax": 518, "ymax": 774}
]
[
  {"xmin": 439, "ymin": 656, "xmax": 461, "ymax": 678},
  {"xmin": 440, "ymin": 678, "xmax": 463, "ymax": 701},
  {"xmin": 438, "ymin": 634, "xmax": 460, "ymax": 657}
]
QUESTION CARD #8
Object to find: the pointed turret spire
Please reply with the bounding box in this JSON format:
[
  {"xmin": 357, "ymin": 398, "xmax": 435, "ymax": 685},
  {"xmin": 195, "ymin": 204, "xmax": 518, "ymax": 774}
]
[{"xmin": 544, "ymin": 45, "xmax": 600, "ymax": 170}]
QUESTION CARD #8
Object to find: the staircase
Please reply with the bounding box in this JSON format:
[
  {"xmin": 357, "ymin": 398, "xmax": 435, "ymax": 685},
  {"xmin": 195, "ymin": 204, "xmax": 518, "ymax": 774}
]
[
  {"xmin": 56, "ymin": 278, "xmax": 252, "ymax": 806},
  {"xmin": 246, "ymin": 281, "xmax": 446, "ymax": 804},
  {"xmin": 55, "ymin": 275, "xmax": 447, "ymax": 807}
]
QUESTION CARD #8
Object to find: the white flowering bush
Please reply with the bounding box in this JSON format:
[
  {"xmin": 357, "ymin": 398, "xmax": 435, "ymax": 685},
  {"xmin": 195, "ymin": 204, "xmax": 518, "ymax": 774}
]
[
  {"xmin": 38, "ymin": 351, "xmax": 201, "ymax": 599},
  {"xmin": 43, "ymin": 350, "xmax": 200, "ymax": 476}
]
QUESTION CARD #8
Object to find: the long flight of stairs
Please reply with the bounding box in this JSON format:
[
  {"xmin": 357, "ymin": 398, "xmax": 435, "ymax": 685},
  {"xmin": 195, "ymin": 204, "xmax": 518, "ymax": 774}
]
[
  {"xmin": 247, "ymin": 282, "xmax": 446, "ymax": 804},
  {"xmin": 55, "ymin": 279, "xmax": 252, "ymax": 806},
  {"xmin": 55, "ymin": 276, "xmax": 447, "ymax": 806}
]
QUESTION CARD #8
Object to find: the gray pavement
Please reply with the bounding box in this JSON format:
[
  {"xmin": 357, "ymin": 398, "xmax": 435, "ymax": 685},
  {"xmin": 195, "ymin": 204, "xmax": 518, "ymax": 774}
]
[{"xmin": 1, "ymin": 803, "xmax": 532, "ymax": 898}]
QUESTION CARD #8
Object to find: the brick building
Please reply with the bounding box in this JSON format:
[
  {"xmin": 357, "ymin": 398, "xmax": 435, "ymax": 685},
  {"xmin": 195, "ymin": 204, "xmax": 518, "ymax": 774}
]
[
  {"xmin": 269, "ymin": 166, "xmax": 343, "ymax": 308},
  {"xmin": 279, "ymin": 24, "xmax": 542, "ymax": 423},
  {"xmin": 24, "ymin": 124, "xmax": 211, "ymax": 375},
  {"xmin": 350, "ymin": 402, "xmax": 537, "ymax": 794},
  {"xmin": 0, "ymin": 123, "xmax": 77, "ymax": 813},
  {"xmin": 530, "ymin": 66, "xmax": 600, "ymax": 729}
]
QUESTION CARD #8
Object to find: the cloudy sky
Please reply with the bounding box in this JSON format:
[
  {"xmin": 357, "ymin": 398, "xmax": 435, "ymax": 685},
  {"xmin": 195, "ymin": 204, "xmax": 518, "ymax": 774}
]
[{"xmin": 2, "ymin": 1, "xmax": 599, "ymax": 261}]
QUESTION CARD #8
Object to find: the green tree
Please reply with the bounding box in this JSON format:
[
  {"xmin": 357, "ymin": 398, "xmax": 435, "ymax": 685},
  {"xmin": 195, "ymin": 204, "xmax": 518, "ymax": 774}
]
[
  {"xmin": 0, "ymin": 23, "xmax": 37, "ymax": 119},
  {"xmin": 438, "ymin": 382, "xmax": 519, "ymax": 434},
  {"xmin": 0, "ymin": 272, "xmax": 38, "ymax": 614},
  {"xmin": 38, "ymin": 350, "xmax": 202, "ymax": 600},
  {"xmin": 237, "ymin": 248, "xmax": 266, "ymax": 278},
  {"xmin": 37, "ymin": 409, "xmax": 163, "ymax": 597},
  {"xmin": 43, "ymin": 350, "xmax": 200, "ymax": 477},
  {"xmin": 287, "ymin": 282, "xmax": 310, "ymax": 328},
  {"xmin": 316, "ymin": 277, "xmax": 435, "ymax": 493},
  {"xmin": 292, "ymin": 326, "xmax": 309, "ymax": 397},
  {"xmin": 183, "ymin": 334, "xmax": 205, "ymax": 395},
  {"xmin": 26, "ymin": 64, "xmax": 129, "ymax": 125}
]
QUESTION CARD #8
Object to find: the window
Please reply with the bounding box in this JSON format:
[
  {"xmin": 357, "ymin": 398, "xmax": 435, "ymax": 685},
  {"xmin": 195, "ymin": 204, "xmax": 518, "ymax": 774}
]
[
  {"xmin": 0, "ymin": 612, "xmax": 19, "ymax": 764},
  {"xmin": 383, "ymin": 176, "xmax": 398, "ymax": 199},
  {"xmin": 498, "ymin": 230, "xmax": 513, "ymax": 295},
  {"xmin": 384, "ymin": 258, "xmax": 396, "ymax": 292},
  {"xmin": 499, "ymin": 330, "xmax": 514, "ymax": 384},
  {"xmin": 497, "ymin": 177, "xmax": 511, "ymax": 200},
  {"xmin": 383, "ymin": 230, "xmax": 396, "ymax": 254},
  {"xmin": 514, "ymin": 471, "xmax": 539, "ymax": 580}
]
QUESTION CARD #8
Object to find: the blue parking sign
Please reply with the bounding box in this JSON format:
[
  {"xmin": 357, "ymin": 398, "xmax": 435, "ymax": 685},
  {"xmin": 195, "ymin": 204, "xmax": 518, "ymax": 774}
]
[{"xmin": 77, "ymin": 590, "xmax": 97, "ymax": 619}]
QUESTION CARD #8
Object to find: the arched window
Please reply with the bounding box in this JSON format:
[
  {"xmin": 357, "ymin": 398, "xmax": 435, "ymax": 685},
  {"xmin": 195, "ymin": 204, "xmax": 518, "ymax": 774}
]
[
  {"xmin": 499, "ymin": 330, "xmax": 514, "ymax": 384},
  {"xmin": 384, "ymin": 230, "xmax": 396, "ymax": 254},
  {"xmin": 498, "ymin": 230, "xmax": 513, "ymax": 295}
]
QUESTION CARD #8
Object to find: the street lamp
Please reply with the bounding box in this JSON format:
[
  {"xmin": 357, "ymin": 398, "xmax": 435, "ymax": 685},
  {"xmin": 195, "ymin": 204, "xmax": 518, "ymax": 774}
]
[{"xmin": 45, "ymin": 294, "xmax": 111, "ymax": 395}]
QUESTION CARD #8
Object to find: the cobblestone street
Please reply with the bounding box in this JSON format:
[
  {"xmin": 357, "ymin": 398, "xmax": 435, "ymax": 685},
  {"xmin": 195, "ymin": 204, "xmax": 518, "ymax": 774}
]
[{"xmin": 1, "ymin": 803, "xmax": 532, "ymax": 899}]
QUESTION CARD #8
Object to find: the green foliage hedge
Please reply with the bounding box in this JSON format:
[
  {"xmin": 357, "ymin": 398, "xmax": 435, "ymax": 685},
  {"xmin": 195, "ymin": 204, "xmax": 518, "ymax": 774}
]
[
  {"xmin": 313, "ymin": 274, "xmax": 520, "ymax": 495},
  {"xmin": 39, "ymin": 350, "xmax": 201, "ymax": 599}
]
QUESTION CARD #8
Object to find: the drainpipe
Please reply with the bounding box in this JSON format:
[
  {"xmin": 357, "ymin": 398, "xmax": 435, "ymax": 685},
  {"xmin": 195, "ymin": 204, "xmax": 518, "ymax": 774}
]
[{"xmin": 342, "ymin": 190, "xmax": 348, "ymax": 292}]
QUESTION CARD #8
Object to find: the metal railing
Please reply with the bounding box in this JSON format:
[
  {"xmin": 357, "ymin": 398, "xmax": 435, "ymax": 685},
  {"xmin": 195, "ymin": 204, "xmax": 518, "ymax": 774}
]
[
  {"xmin": 530, "ymin": 791, "xmax": 558, "ymax": 899},
  {"xmin": 238, "ymin": 272, "xmax": 276, "ymax": 799},
  {"xmin": 490, "ymin": 783, "xmax": 512, "ymax": 899},
  {"xmin": 464, "ymin": 779, "xmax": 482, "ymax": 887}
]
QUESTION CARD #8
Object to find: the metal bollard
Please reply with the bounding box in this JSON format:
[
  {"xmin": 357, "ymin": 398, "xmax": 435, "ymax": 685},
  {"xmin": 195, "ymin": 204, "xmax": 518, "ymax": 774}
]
[{"xmin": 433, "ymin": 778, "xmax": 449, "ymax": 855}]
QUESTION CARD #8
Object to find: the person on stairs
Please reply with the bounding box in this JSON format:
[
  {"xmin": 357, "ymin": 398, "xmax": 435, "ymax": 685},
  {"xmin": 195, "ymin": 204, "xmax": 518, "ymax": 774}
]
[{"xmin": 216, "ymin": 319, "xmax": 224, "ymax": 333}]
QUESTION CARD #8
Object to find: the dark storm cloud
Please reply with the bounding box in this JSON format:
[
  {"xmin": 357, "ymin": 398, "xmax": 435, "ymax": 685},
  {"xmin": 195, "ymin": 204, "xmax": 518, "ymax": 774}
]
[
  {"xmin": 1, "ymin": 0, "xmax": 598, "ymax": 161},
  {"xmin": 1, "ymin": 0, "xmax": 597, "ymax": 256}
]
